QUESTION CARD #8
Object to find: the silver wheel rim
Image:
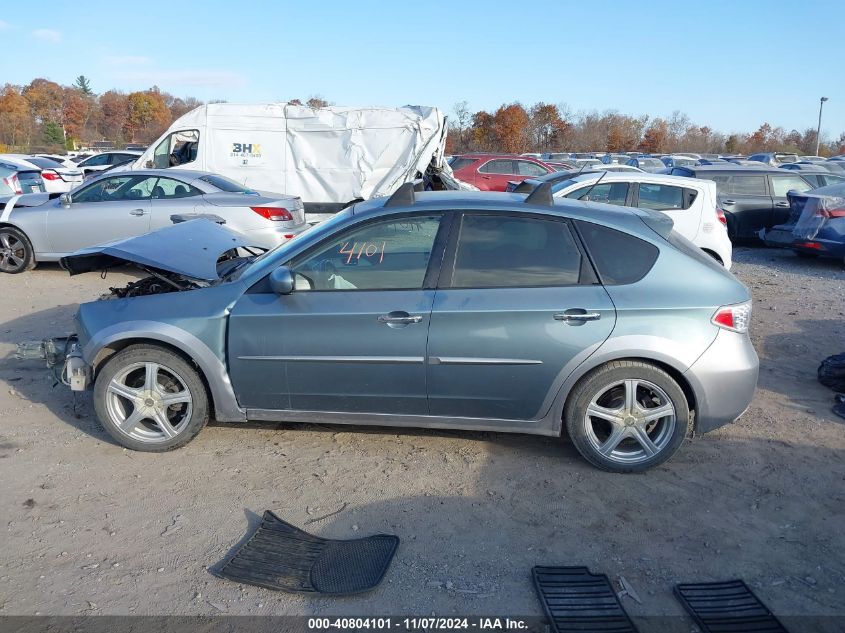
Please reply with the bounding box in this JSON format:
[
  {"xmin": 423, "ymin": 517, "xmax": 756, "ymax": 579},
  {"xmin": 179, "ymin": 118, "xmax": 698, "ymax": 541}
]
[
  {"xmin": 584, "ymin": 378, "xmax": 676, "ymax": 465},
  {"xmin": 105, "ymin": 361, "xmax": 193, "ymax": 443},
  {"xmin": 0, "ymin": 232, "xmax": 26, "ymax": 272}
]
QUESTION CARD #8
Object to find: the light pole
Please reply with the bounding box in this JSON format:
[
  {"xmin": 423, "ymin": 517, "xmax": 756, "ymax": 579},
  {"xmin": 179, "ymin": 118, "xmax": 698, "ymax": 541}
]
[{"xmin": 815, "ymin": 97, "xmax": 828, "ymax": 156}]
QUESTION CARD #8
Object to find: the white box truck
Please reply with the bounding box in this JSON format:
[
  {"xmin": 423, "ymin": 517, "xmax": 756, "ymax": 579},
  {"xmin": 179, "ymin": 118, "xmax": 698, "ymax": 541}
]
[{"xmin": 130, "ymin": 103, "xmax": 454, "ymax": 222}]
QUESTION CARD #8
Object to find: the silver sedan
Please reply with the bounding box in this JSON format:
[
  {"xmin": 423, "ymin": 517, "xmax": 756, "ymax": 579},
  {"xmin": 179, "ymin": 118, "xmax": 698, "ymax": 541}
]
[{"xmin": 0, "ymin": 169, "xmax": 307, "ymax": 273}]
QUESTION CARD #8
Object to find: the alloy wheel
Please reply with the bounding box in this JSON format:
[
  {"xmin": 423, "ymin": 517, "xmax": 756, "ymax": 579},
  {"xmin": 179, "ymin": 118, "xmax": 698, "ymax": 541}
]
[
  {"xmin": 105, "ymin": 361, "xmax": 193, "ymax": 443},
  {"xmin": 583, "ymin": 378, "xmax": 677, "ymax": 465},
  {"xmin": 0, "ymin": 232, "xmax": 26, "ymax": 272}
]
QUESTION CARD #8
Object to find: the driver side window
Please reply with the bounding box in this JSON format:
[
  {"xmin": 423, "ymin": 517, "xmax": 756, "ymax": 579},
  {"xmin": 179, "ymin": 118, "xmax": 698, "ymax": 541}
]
[
  {"xmin": 288, "ymin": 216, "xmax": 442, "ymax": 291},
  {"xmin": 153, "ymin": 130, "xmax": 199, "ymax": 169},
  {"xmin": 72, "ymin": 176, "xmax": 158, "ymax": 203}
]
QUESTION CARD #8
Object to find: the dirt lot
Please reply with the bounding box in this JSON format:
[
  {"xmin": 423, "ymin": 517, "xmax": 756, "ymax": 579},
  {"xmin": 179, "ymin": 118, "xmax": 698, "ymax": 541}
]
[{"xmin": 0, "ymin": 248, "xmax": 843, "ymax": 627}]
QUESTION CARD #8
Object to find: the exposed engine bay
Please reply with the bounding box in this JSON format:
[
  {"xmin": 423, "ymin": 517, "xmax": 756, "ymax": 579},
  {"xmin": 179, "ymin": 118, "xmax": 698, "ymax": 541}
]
[{"xmin": 102, "ymin": 272, "xmax": 203, "ymax": 299}]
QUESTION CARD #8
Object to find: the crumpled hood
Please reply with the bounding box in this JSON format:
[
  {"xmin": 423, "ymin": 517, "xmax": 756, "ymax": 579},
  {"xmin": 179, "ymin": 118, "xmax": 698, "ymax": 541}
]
[{"xmin": 60, "ymin": 218, "xmax": 257, "ymax": 281}]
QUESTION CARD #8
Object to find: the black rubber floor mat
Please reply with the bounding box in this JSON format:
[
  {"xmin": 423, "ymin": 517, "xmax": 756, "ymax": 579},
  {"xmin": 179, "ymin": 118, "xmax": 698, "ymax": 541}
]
[
  {"xmin": 532, "ymin": 566, "xmax": 638, "ymax": 633},
  {"xmin": 216, "ymin": 511, "xmax": 398, "ymax": 594},
  {"xmin": 674, "ymin": 580, "xmax": 789, "ymax": 633}
]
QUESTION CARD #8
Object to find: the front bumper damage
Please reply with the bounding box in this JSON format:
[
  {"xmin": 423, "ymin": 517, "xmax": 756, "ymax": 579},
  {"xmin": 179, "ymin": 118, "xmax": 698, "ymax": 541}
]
[{"xmin": 16, "ymin": 336, "xmax": 90, "ymax": 391}]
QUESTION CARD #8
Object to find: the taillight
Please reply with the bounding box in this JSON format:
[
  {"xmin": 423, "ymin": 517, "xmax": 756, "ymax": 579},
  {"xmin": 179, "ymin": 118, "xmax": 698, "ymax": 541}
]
[
  {"xmin": 41, "ymin": 170, "xmax": 61, "ymax": 181},
  {"xmin": 3, "ymin": 175, "xmax": 22, "ymax": 194},
  {"xmin": 715, "ymin": 208, "xmax": 727, "ymax": 226},
  {"xmin": 794, "ymin": 240, "xmax": 824, "ymax": 250},
  {"xmin": 712, "ymin": 301, "xmax": 751, "ymax": 333},
  {"xmin": 251, "ymin": 206, "xmax": 293, "ymax": 221},
  {"xmin": 816, "ymin": 208, "xmax": 845, "ymax": 219}
]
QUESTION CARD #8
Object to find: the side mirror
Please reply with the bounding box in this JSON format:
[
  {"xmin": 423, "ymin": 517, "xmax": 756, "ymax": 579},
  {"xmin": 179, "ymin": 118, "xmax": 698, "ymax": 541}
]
[
  {"xmin": 60, "ymin": 193, "xmax": 72, "ymax": 208},
  {"xmin": 269, "ymin": 266, "xmax": 295, "ymax": 295}
]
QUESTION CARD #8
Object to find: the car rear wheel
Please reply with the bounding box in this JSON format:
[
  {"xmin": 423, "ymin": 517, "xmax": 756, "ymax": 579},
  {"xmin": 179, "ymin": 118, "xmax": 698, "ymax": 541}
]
[
  {"xmin": 0, "ymin": 227, "xmax": 34, "ymax": 273},
  {"xmin": 564, "ymin": 361, "xmax": 690, "ymax": 473},
  {"xmin": 93, "ymin": 345, "xmax": 209, "ymax": 452}
]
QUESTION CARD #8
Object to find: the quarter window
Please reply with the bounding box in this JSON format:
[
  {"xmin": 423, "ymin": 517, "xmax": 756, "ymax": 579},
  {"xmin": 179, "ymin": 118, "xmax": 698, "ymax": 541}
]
[
  {"xmin": 770, "ymin": 175, "xmax": 812, "ymax": 197},
  {"xmin": 451, "ymin": 215, "xmax": 582, "ymax": 288},
  {"xmin": 289, "ymin": 216, "xmax": 441, "ymax": 291},
  {"xmin": 152, "ymin": 177, "xmax": 202, "ymax": 198},
  {"xmin": 575, "ymin": 221, "xmax": 658, "ymax": 285}
]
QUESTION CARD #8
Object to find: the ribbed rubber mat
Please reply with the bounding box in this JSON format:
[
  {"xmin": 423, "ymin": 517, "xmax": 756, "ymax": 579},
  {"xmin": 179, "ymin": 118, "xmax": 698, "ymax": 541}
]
[
  {"xmin": 532, "ymin": 566, "xmax": 638, "ymax": 633},
  {"xmin": 674, "ymin": 580, "xmax": 789, "ymax": 633},
  {"xmin": 216, "ymin": 511, "xmax": 398, "ymax": 594}
]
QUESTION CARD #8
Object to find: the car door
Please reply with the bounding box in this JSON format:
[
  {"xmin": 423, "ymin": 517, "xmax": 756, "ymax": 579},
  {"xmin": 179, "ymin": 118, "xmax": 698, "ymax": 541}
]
[
  {"xmin": 228, "ymin": 213, "xmax": 449, "ymax": 414},
  {"xmin": 148, "ymin": 176, "xmax": 203, "ymax": 229},
  {"xmin": 45, "ymin": 174, "xmax": 155, "ymax": 254},
  {"xmin": 426, "ymin": 212, "xmax": 615, "ymax": 421},
  {"xmin": 476, "ymin": 159, "xmax": 518, "ymax": 191},
  {"xmin": 769, "ymin": 173, "xmax": 814, "ymax": 226},
  {"xmin": 704, "ymin": 172, "xmax": 771, "ymax": 239}
]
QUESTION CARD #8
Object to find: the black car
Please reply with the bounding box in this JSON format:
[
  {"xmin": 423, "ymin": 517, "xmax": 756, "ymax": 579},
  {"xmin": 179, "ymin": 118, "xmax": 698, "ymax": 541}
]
[
  {"xmin": 778, "ymin": 163, "xmax": 845, "ymax": 188},
  {"xmin": 668, "ymin": 165, "xmax": 814, "ymax": 239},
  {"xmin": 505, "ymin": 169, "xmax": 602, "ymax": 193}
]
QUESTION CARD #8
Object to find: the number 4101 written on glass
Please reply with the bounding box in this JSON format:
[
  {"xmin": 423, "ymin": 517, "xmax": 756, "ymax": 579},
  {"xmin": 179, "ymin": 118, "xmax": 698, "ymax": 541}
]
[{"xmin": 339, "ymin": 241, "xmax": 386, "ymax": 264}]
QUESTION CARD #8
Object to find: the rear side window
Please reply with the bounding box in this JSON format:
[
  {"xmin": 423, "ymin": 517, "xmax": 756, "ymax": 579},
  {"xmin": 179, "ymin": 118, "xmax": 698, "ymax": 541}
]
[
  {"xmin": 706, "ymin": 174, "xmax": 767, "ymax": 195},
  {"xmin": 770, "ymin": 174, "xmax": 812, "ymax": 197},
  {"xmin": 478, "ymin": 159, "xmax": 515, "ymax": 175},
  {"xmin": 516, "ymin": 160, "xmax": 548, "ymax": 176},
  {"xmin": 449, "ymin": 157, "xmax": 476, "ymax": 171},
  {"xmin": 636, "ymin": 183, "xmax": 685, "ymax": 211},
  {"xmin": 451, "ymin": 215, "xmax": 582, "ymax": 288},
  {"xmin": 575, "ymin": 221, "xmax": 658, "ymax": 285}
]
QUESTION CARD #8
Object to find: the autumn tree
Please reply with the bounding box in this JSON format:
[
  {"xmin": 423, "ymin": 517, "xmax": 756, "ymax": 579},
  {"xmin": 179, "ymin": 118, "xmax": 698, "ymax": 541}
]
[
  {"xmin": 124, "ymin": 88, "xmax": 171, "ymax": 143},
  {"xmin": 471, "ymin": 110, "xmax": 495, "ymax": 152},
  {"xmin": 306, "ymin": 96, "xmax": 329, "ymax": 108},
  {"xmin": 638, "ymin": 118, "xmax": 669, "ymax": 154},
  {"xmin": 62, "ymin": 86, "xmax": 91, "ymax": 140},
  {"xmin": 0, "ymin": 85, "xmax": 33, "ymax": 147},
  {"xmin": 529, "ymin": 103, "xmax": 567, "ymax": 151},
  {"xmin": 492, "ymin": 103, "xmax": 530, "ymax": 154},
  {"xmin": 23, "ymin": 78, "xmax": 64, "ymax": 126}
]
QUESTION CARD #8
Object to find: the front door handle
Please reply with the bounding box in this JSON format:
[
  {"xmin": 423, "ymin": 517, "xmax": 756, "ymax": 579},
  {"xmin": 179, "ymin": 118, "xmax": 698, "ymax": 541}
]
[
  {"xmin": 722, "ymin": 199, "xmax": 736, "ymax": 205},
  {"xmin": 129, "ymin": 208, "xmax": 147, "ymax": 216},
  {"xmin": 554, "ymin": 311, "xmax": 602, "ymax": 323},
  {"xmin": 378, "ymin": 311, "xmax": 423, "ymax": 327},
  {"xmin": 774, "ymin": 201, "xmax": 789, "ymax": 208}
]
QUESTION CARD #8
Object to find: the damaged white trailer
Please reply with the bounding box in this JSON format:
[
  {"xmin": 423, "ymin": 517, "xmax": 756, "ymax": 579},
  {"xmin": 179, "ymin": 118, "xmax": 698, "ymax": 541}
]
[{"xmin": 130, "ymin": 103, "xmax": 458, "ymax": 221}]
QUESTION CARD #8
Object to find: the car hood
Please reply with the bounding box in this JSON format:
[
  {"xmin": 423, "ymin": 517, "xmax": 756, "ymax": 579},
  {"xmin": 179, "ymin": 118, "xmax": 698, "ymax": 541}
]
[{"xmin": 60, "ymin": 218, "xmax": 257, "ymax": 281}]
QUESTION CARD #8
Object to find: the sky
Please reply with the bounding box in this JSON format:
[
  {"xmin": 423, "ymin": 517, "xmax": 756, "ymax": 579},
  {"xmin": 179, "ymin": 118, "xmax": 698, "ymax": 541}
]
[{"xmin": 1, "ymin": 0, "xmax": 842, "ymax": 139}]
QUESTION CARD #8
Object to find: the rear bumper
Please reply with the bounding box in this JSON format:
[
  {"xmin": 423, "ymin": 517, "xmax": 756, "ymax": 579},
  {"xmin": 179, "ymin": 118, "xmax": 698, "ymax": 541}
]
[
  {"xmin": 684, "ymin": 329, "xmax": 759, "ymax": 433},
  {"xmin": 238, "ymin": 224, "xmax": 309, "ymax": 249}
]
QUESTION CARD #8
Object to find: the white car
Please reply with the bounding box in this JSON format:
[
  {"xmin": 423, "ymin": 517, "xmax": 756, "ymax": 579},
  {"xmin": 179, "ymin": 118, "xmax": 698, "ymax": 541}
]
[
  {"xmin": 591, "ymin": 164, "xmax": 644, "ymax": 173},
  {"xmin": 552, "ymin": 172, "xmax": 732, "ymax": 268},
  {"xmin": 37, "ymin": 154, "xmax": 79, "ymax": 169},
  {"xmin": 0, "ymin": 155, "xmax": 83, "ymax": 193},
  {"xmin": 77, "ymin": 150, "xmax": 143, "ymax": 178}
]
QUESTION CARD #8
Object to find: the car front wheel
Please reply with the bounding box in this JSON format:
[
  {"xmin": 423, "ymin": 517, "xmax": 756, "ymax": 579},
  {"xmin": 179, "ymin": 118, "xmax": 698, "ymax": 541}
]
[
  {"xmin": 565, "ymin": 361, "xmax": 690, "ymax": 473},
  {"xmin": 93, "ymin": 344, "xmax": 209, "ymax": 451}
]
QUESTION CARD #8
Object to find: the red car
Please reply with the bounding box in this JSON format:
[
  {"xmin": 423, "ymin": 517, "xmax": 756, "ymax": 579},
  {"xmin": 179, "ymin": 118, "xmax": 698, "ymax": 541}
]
[{"xmin": 449, "ymin": 154, "xmax": 555, "ymax": 191}]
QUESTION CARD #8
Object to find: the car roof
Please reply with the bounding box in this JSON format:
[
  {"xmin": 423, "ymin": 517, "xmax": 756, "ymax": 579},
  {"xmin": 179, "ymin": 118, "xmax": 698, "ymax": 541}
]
[
  {"xmin": 564, "ymin": 171, "xmax": 711, "ymax": 188},
  {"xmin": 682, "ymin": 165, "xmax": 784, "ymax": 174},
  {"xmin": 0, "ymin": 155, "xmax": 39, "ymax": 170},
  {"xmin": 456, "ymin": 153, "xmax": 543, "ymax": 160},
  {"xmin": 349, "ymin": 190, "xmax": 665, "ymax": 239}
]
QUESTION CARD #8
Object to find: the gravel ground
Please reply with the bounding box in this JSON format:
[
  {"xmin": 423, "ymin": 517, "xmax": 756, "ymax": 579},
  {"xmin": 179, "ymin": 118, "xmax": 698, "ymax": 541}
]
[{"xmin": 0, "ymin": 248, "xmax": 843, "ymax": 627}]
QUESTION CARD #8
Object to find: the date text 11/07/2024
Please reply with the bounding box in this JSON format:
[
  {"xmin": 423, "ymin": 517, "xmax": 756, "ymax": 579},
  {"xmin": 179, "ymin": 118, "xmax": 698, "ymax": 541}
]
[{"xmin": 307, "ymin": 617, "xmax": 531, "ymax": 630}]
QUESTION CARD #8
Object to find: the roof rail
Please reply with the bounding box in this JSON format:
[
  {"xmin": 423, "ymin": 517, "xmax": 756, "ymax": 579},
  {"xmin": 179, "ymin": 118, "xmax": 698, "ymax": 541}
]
[
  {"xmin": 384, "ymin": 182, "xmax": 416, "ymax": 207},
  {"xmin": 524, "ymin": 181, "xmax": 554, "ymax": 207}
]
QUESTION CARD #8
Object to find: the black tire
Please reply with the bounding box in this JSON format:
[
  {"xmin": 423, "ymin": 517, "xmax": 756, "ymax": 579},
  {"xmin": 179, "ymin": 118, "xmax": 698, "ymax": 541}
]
[
  {"xmin": 0, "ymin": 226, "xmax": 35, "ymax": 273},
  {"xmin": 93, "ymin": 344, "xmax": 209, "ymax": 452},
  {"xmin": 564, "ymin": 360, "xmax": 690, "ymax": 473}
]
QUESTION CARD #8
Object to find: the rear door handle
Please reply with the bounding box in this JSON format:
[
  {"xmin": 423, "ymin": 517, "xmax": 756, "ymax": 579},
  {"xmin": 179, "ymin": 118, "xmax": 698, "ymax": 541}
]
[
  {"xmin": 129, "ymin": 208, "xmax": 147, "ymax": 216},
  {"xmin": 774, "ymin": 201, "xmax": 789, "ymax": 208},
  {"xmin": 554, "ymin": 311, "xmax": 601, "ymax": 323},
  {"xmin": 722, "ymin": 199, "xmax": 736, "ymax": 205}
]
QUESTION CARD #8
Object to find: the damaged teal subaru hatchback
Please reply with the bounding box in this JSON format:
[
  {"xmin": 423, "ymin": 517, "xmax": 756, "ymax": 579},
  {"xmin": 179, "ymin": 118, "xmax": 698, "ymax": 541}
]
[{"xmin": 22, "ymin": 183, "xmax": 758, "ymax": 472}]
